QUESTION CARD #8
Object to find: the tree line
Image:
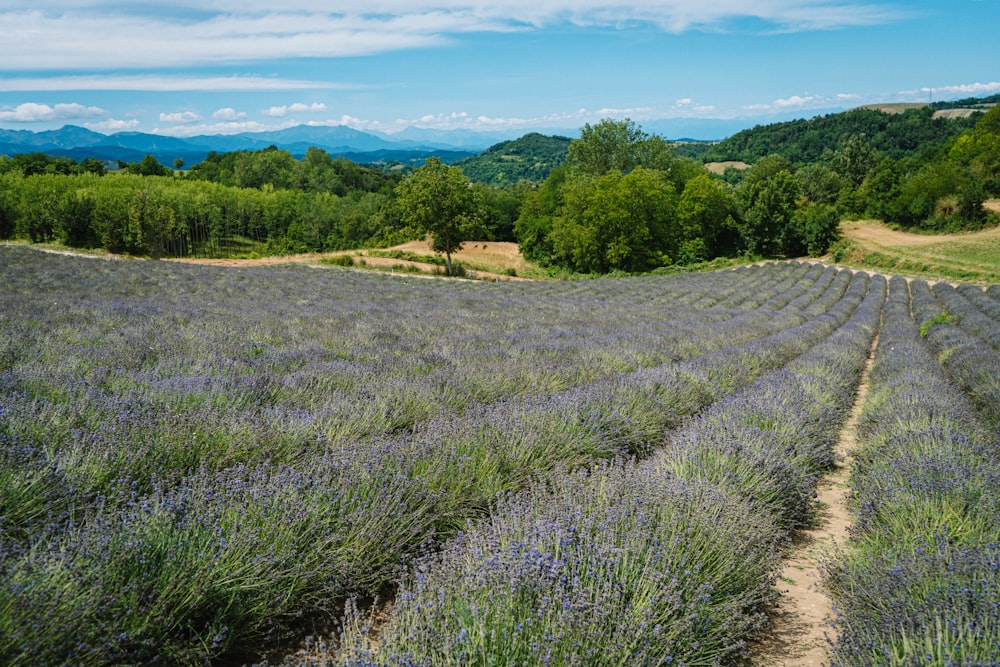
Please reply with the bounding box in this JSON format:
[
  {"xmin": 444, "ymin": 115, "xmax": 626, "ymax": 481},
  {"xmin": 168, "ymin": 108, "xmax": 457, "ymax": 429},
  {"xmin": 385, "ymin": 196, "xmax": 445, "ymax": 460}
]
[
  {"xmin": 702, "ymin": 105, "xmax": 984, "ymax": 164},
  {"xmin": 2, "ymin": 103, "xmax": 998, "ymax": 270},
  {"xmin": 509, "ymin": 118, "xmax": 844, "ymax": 274},
  {"xmin": 704, "ymin": 103, "xmax": 1000, "ymax": 233},
  {"xmin": 511, "ymin": 106, "xmax": 999, "ymax": 272},
  {"xmin": 0, "ymin": 146, "xmax": 521, "ymax": 259}
]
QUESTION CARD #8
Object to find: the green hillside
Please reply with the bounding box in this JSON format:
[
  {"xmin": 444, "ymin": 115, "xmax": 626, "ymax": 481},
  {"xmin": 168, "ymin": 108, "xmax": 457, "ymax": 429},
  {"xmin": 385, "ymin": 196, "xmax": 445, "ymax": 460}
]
[
  {"xmin": 702, "ymin": 105, "xmax": 984, "ymax": 165},
  {"xmin": 456, "ymin": 133, "xmax": 572, "ymax": 185}
]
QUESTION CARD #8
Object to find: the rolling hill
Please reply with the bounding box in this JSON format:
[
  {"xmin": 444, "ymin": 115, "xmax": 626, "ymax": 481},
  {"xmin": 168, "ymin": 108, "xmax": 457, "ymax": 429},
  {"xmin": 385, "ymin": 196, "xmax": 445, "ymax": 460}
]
[{"xmin": 455, "ymin": 132, "xmax": 573, "ymax": 185}]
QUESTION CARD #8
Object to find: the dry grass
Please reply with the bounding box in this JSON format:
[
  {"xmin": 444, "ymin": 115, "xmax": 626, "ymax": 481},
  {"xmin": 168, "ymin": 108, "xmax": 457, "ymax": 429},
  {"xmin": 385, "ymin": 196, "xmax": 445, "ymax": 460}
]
[
  {"xmin": 705, "ymin": 161, "xmax": 751, "ymax": 174},
  {"xmin": 167, "ymin": 239, "xmax": 535, "ymax": 281},
  {"xmin": 837, "ymin": 219, "xmax": 1000, "ymax": 284},
  {"xmin": 387, "ymin": 240, "xmax": 529, "ymax": 273},
  {"xmin": 858, "ymin": 103, "xmax": 928, "ymax": 114}
]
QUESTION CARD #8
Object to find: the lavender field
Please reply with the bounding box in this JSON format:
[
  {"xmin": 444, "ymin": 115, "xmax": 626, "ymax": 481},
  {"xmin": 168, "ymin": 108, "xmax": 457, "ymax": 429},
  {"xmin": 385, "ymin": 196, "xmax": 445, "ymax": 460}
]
[{"xmin": 1, "ymin": 245, "xmax": 998, "ymax": 666}]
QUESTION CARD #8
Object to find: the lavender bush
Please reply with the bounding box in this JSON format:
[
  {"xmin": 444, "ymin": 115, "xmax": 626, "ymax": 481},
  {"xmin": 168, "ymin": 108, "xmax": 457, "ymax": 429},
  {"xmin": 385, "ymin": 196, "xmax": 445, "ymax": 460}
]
[
  {"xmin": 957, "ymin": 283, "xmax": 1000, "ymax": 323},
  {"xmin": 325, "ymin": 269, "xmax": 885, "ymax": 666},
  {"xmin": 9, "ymin": 245, "xmax": 994, "ymax": 666},
  {"xmin": 910, "ymin": 280, "xmax": 1000, "ymax": 427},
  {"xmin": 337, "ymin": 466, "xmax": 784, "ymax": 667},
  {"xmin": 2, "ymin": 247, "xmax": 880, "ymax": 663},
  {"xmin": 660, "ymin": 272, "xmax": 883, "ymax": 530},
  {"xmin": 827, "ymin": 275, "xmax": 1000, "ymax": 666},
  {"xmin": 932, "ymin": 282, "xmax": 1000, "ymax": 349}
]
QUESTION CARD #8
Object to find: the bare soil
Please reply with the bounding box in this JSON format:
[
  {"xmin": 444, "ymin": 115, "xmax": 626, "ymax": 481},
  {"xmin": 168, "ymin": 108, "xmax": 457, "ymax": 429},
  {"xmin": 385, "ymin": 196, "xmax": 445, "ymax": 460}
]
[
  {"xmin": 752, "ymin": 335, "xmax": 878, "ymax": 666},
  {"xmin": 841, "ymin": 218, "xmax": 1000, "ymax": 247}
]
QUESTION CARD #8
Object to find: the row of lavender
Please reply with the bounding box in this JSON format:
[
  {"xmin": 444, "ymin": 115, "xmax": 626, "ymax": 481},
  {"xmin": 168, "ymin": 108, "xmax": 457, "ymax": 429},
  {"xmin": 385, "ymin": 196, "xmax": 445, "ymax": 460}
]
[
  {"xmin": 825, "ymin": 276, "xmax": 1000, "ymax": 665},
  {"xmin": 914, "ymin": 280, "xmax": 1000, "ymax": 428},
  {"xmin": 0, "ymin": 251, "xmax": 830, "ymax": 478},
  {"xmin": 324, "ymin": 273, "xmax": 885, "ymax": 665},
  {"xmin": 1, "ymin": 247, "xmax": 863, "ymax": 664},
  {"xmin": 0, "ymin": 249, "xmax": 822, "ymax": 512}
]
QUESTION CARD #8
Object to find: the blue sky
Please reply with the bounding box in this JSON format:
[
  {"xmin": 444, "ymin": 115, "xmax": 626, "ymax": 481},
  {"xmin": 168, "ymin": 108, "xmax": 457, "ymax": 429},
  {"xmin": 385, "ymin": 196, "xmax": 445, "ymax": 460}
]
[{"xmin": 1, "ymin": 0, "xmax": 998, "ymax": 140}]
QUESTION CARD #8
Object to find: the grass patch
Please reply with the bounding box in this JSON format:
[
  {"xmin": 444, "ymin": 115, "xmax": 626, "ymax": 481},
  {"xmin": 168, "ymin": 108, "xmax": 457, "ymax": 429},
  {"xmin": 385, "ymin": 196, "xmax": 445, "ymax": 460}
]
[
  {"xmin": 835, "ymin": 223, "xmax": 1000, "ymax": 284},
  {"xmin": 919, "ymin": 312, "xmax": 959, "ymax": 338}
]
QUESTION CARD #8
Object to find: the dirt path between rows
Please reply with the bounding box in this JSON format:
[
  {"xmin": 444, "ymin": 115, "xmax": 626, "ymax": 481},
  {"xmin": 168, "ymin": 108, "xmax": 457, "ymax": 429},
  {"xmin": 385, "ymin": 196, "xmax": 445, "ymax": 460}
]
[{"xmin": 752, "ymin": 333, "xmax": 878, "ymax": 666}]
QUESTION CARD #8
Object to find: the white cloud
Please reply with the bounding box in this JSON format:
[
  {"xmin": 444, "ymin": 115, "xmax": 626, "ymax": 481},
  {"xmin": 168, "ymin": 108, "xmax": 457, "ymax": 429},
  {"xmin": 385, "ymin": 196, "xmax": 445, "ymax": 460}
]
[
  {"xmin": 347, "ymin": 106, "xmax": 668, "ymax": 134},
  {"xmin": 668, "ymin": 98, "xmax": 717, "ymax": 116},
  {"xmin": 912, "ymin": 81, "xmax": 1000, "ymax": 97},
  {"xmin": 0, "ymin": 75, "xmax": 342, "ymax": 92},
  {"xmin": 262, "ymin": 102, "xmax": 328, "ymax": 117},
  {"xmin": 291, "ymin": 102, "xmax": 328, "ymax": 113},
  {"xmin": 213, "ymin": 107, "xmax": 246, "ymax": 121},
  {"xmin": 739, "ymin": 92, "xmax": 848, "ymax": 116},
  {"xmin": 159, "ymin": 111, "xmax": 201, "ymax": 123},
  {"xmin": 0, "ymin": 3, "xmax": 910, "ymax": 71},
  {"xmin": 153, "ymin": 120, "xmax": 283, "ymax": 137},
  {"xmin": 774, "ymin": 94, "xmax": 818, "ymax": 108},
  {"xmin": 84, "ymin": 118, "xmax": 140, "ymax": 132},
  {"xmin": 0, "ymin": 10, "xmax": 450, "ymax": 70},
  {"xmin": 0, "ymin": 102, "xmax": 105, "ymax": 122},
  {"xmin": 596, "ymin": 106, "xmax": 655, "ymax": 117}
]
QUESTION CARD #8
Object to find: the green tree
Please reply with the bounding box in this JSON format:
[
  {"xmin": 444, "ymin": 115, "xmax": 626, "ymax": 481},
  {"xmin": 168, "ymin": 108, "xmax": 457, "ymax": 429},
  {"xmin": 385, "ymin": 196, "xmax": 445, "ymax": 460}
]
[
  {"xmin": 831, "ymin": 134, "xmax": 882, "ymax": 187},
  {"xmin": 676, "ymin": 173, "xmax": 740, "ymax": 259},
  {"xmin": 233, "ymin": 146, "xmax": 296, "ymax": 190},
  {"xmin": 956, "ymin": 178, "xmax": 988, "ymax": 226},
  {"xmin": 294, "ymin": 147, "xmax": 347, "ymax": 195},
  {"xmin": 471, "ymin": 183, "xmax": 521, "ymax": 242},
  {"xmin": 61, "ymin": 188, "xmax": 98, "ymax": 248},
  {"xmin": 394, "ymin": 157, "xmax": 479, "ymax": 275},
  {"xmin": 550, "ymin": 167, "xmax": 678, "ymax": 273},
  {"xmin": 857, "ymin": 157, "xmax": 902, "ymax": 221},
  {"xmin": 951, "ymin": 105, "xmax": 1000, "ymax": 195},
  {"xmin": 739, "ymin": 167, "xmax": 800, "ymax": 256},
  {"xmin": 16, "ymin": 175, "xmax": 67, "ymax": 242},
  {"xmin": 742, "ymin": 154, "xmax": 794, "ymax": 187},
  {"xmin": 787, "ymin": 202, "xmax": 841, "ymax": 256},
  {"xmin": 796, "ymin": 164, "xmax": 844, "ymax": 205},
  {"xmin": 568, "ymin": 118, "xmax": 676, "ymax": 176},
  {"xmin": 894, "ymin": 161, "xmax": 960, "ymax": 228},
  {"xmin": 128, "ymin": 154, "xmax": 172, "ymax": 177},
  {"xmin": 514, "ymin": 165, "xmax": 569, "ymax": 263},
  {"xmin": 0, "ymin": 171, "xmax": 21, "ymax": 239}
]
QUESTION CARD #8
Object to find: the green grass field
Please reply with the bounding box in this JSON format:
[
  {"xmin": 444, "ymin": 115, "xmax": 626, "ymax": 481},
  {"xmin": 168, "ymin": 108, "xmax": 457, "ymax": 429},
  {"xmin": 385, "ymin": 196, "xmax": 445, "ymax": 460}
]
[{"xmin": 835, "ymin": 220, "xmax": 1000, "ymax": 284}]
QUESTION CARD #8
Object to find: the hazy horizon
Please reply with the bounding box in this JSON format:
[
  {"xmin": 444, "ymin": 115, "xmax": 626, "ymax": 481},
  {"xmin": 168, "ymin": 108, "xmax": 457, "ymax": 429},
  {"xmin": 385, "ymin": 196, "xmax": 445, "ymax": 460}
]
[{"xmin": 2, "ymin": 1, "xmax": 998, "ymax": 140}]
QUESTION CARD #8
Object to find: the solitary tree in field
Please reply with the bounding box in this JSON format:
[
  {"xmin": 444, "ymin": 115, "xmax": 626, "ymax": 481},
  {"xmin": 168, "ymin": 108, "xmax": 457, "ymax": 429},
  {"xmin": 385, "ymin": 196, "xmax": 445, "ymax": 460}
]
[{"xmin": 394, "ymin": 157, "xmax": 478, "ymax": 276}]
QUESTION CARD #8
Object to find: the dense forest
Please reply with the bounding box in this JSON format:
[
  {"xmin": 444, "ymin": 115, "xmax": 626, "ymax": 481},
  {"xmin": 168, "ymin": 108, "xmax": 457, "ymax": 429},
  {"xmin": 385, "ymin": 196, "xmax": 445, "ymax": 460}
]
[
  {"xmin": 455, "ymin": 133, "xmax": 572, "ymax": 186},
  {"xmin": 1, "ymin": 97, "xmax": 998, "ymax": 271},
  {"xmin": 701, "ymin": 106, "xmax": 984, "ymax": 164}
]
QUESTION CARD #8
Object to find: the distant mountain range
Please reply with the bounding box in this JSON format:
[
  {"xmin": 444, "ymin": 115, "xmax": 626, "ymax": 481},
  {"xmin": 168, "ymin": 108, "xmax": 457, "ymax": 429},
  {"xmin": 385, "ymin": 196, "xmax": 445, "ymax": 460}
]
[
  {"xmin": 0, "ymin": 118, "xmax": 762, "ymax": 169},
  {"xmin": 11, "ymin": 102, "xmax": 986, "ymax": 172},
  {"xmin": 0, "ymin": 124, "xmax": 515, "ymax": 167}
]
